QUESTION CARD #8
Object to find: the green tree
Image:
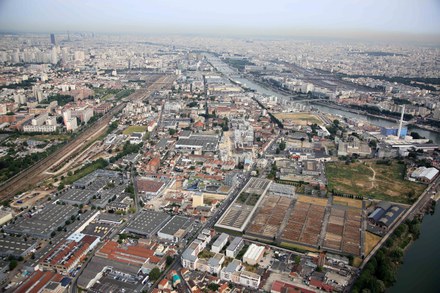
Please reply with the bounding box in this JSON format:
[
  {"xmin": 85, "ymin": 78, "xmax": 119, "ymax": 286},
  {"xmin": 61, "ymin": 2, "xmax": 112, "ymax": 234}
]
[
  {"xmin": 279, "ymin": 141, "xmax": 286, "ymax": 151},
  {"xmin": 149, "ymin": 267, "xmax": 161, "ymax": 281},
  {"xmin": 207, "ymin": 283, "xmax": 220, "ymax": 291},
  {"xmin": 9, "ymin": 260, "xmax": 18, "ymax": 271},
  {"xmin": 166, "ymin": 255, "xmax": 174, "ymax": 266}
]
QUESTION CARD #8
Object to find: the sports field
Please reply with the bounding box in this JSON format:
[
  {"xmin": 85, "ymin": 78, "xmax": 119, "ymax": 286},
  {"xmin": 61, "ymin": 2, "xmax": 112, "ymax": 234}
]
[
  {"xmin": 326, "ymin": 160, "xmax": 425, "ymax": 204},
  {"xmin": 273, "ymin": 112, "xmax": 323, "ymax": 125},
  {"xmin": 123, "ymin": 125, "xmax": 147, "ymax": 135}
]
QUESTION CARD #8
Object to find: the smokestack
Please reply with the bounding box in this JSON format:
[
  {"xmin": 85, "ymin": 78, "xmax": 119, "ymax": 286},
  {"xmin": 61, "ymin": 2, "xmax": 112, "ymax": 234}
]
[{"xmin": 397, "ymin": 105, "xmax": 405, "ymax": 138}]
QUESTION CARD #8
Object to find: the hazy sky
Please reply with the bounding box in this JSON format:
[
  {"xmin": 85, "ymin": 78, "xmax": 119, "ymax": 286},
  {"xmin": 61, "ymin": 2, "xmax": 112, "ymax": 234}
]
[{"xmin": 0, "ymin": 0, "xmax": 439, "ymax": 38}]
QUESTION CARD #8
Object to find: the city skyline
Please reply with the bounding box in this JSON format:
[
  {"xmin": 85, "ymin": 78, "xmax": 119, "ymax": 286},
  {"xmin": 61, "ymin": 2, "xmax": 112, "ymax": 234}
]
[{"xmin": 0, "ymin": 0, "xmax": 439, "ymax": 43}]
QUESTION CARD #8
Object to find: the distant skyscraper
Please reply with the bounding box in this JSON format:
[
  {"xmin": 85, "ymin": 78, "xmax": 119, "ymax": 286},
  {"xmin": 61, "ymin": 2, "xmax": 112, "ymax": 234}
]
[{"xmin": 50, "ymin": 33, "xmax": 56, "ymax": 45}]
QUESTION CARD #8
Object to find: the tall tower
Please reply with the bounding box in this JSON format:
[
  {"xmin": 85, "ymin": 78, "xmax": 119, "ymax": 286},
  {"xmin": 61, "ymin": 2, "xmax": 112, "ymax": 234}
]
[
  {"xmin": 50, "ymin": 33, "xmax": 56, "ymax": 46},
  {"xmin": 397, "ymin": 105, "xmax": 405, "ymax": 138}
]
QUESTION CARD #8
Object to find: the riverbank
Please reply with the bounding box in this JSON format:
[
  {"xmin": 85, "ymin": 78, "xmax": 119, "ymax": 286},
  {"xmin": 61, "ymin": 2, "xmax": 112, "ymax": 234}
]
[
  {"xmin": 388, "ymin": 201, "xmax": 439, "ymax": 293},
  {"xmin": 311, "ymin": 101, "xmax": 398, "ymax": 123}
]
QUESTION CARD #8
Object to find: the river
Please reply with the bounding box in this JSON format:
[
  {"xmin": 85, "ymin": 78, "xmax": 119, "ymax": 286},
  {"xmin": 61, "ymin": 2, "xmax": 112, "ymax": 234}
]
[
  {"xmin": 209, "ymin": 55, "xmax": 440, "ymax": 291},
  {"xmin": 388, "ymin": 203, "xmax": 440, "ymax": 293},
  {"xmin": 209, "ymin": 55, "xmax": 440, "ymax": 144}
]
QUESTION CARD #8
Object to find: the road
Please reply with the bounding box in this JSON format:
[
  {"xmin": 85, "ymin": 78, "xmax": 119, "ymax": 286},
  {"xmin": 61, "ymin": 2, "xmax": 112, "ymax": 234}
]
[{"xmin": 148, "ymin": 172, "xmax": 251, "ymax": 293}]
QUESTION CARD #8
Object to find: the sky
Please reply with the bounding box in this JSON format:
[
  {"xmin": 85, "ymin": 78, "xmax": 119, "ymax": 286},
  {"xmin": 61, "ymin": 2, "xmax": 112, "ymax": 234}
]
[{"xmin": 0, "ymin": 0, "xmax": 439, "ymax": 40}]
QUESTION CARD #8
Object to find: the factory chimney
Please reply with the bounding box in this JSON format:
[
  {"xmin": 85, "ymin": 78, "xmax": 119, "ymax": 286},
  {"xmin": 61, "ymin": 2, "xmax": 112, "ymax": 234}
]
[{"xmin": 397, "ymin": 105, "xmax": 405, "ymax": 138}]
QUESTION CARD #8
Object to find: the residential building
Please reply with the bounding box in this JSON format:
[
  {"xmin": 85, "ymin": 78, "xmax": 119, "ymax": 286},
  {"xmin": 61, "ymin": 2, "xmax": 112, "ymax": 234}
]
[
  {"xmin": 211, "ymin": 233, "xmax": 229, "ymax": 253},
  {"xmin": 226, "ymin": 237, "xmax": 244, "ymax": 258}
]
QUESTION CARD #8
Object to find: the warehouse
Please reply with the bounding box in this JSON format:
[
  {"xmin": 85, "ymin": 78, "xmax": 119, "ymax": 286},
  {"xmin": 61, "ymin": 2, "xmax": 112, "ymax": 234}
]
[
  {"xmin": 125, "ymin": 210, "xmax": 170, "ymax": 238},
  {"xmin": 157, "ymin": 215, "xmax": 192, "ymax": 242},
  {"xmin": 242, "ymin": 244, "xmax": 265, "ymax": 266},
  {"xmin": 0, "ymin": 236, "xmax": 37, "ymax": 258},
  {"xmin": 410, "ymin": 166, "xmax": 439, "ymax": 183},
  {"xmin": 368, "ymin": 201, "xmax": 405, "ymax": 230},
  {"xmin": 4, "ymin": 204, "xmax": 79, "ymax": 239},
  {"xmin": 175, "ymin": 134, "xmax": 219, "ymax": 155},
  {"xmin": 59, "ymin": 189, "xmax": 96, "ymax": 205}
]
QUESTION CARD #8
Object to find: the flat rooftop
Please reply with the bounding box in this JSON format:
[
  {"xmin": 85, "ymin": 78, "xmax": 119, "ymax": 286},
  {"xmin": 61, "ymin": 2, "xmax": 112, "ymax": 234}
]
[
  {"xmin": 59, "ymin": 189, "xmax": 95, "ymax": 204},
  {"xmin": 125, "ymin": 210, "xmax": 170, "ymax": 237},
  {"xmin": 0, "ymin": 236, "xmax": 37, "ymax": 256},
  {"xmin": 158, "ymin": 215, "xmax": 192, "ymax": 236},
  {"xmin": 4, "ymin": 204, "xmax": 79, "ymax": 238}
]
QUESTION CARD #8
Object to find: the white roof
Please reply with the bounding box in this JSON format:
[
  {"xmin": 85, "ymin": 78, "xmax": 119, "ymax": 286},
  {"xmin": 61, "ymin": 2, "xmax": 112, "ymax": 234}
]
[
  {"xmin": 243, "ymin": 243, "xmax": 264, "ymax": 261},
  {"xmin": 412, "ymin": 167, "xmax": 439, "ymax": 180}
]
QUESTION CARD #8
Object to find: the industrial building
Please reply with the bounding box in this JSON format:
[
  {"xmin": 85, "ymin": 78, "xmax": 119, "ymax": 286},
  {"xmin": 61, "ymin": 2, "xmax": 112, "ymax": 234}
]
[
  {"xmin": 0, "ymin": 236, "xmax": 37, "ymax": 258},
  {"xmin": 0, "ymin": 209, "xmax": 13, "ymax": 226},
  {"xmin": 125, "ymin": 210, "xmax": 170, "ymax": 237},
  {"xmin": 59, "ymin": 189, "xmax": 96, "ymax": 206},
  {"xmin": 4, "ymin": 204, "xmax": 79, "ymax": 239},
  {"xmin": 157, "ymin": 215, "xmax": 192, "ymax": 242},
  {"xmin": 41, "ymin": 234, "xmax": 99, "ymax": 275},
  {"xmin": 381, "ymin": 126, "xmax": 408, "ymax": 138},
  {"xmin": 175, "ymin": 134, "xmax": 219, "ymax": 155},
  {"xmin": 242, "ymin": 244, "xmax": 265, "ymax": 266},
  {"xmin": 368, "ymin": 201, "xmax": 405, "ymax": 230},
  {"xmin": 410, "ymin": 167, "xmax": 439, "ymax": 183}
]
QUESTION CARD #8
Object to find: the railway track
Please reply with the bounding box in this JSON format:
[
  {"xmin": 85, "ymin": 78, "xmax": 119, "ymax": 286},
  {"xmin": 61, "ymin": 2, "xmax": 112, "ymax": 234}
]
[{"xmin": 0, "ymin": 75, "xmax": 175, "ymax": 200}]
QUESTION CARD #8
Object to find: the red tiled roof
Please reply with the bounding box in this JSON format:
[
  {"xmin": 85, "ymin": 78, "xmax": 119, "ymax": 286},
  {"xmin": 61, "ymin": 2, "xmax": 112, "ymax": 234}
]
[
  {"xmin": 136, "ymin": 178, "xmax": 165, "ymax": 193},
  {"xmin": 16, "ymin": 271, "xmax": 64, "ymax": 293},
  {"xmin": 271, "ymin": 280, "xmax": 316, "ymax": 293}
]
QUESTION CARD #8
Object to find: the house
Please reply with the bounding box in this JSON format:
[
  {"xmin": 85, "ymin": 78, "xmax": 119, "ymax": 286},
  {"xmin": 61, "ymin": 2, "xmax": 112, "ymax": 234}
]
[
  {"xmin": 220, "ymin": 260, "xmax": 242, "ymax": 283},
  {"xmin": 239, "ymin": 270, "xmax": 261, "ymax": 289},
  {"xmin": 146, "ymin": 157, "xmax": 161, "ymax": 173},
  {"xmin": 197, "ymin": 253, "xmax": 225, "ymax": 275}
]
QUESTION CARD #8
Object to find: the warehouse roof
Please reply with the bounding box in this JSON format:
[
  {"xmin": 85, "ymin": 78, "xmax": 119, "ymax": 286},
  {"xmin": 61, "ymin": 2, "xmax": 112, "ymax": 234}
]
[{"xmin": 125, "ymin": 210, "xmax": 170, "ymax": 237}]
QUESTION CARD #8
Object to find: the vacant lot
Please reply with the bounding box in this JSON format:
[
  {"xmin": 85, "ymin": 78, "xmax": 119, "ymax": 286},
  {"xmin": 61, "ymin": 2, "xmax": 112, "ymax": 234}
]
[
  {"xmin": 326, "ymin": 160, "xmax": 425, "ymax": 204},
  {"xmin": 123, "ymin": 125, "xmax": 147, "ymax": 135},
  {"xmin": 273, "ymin": 112, "xmax": 323, "ymax": 125},
  {"xmin": 364, "ymin": 232, "xmax": 381, "ymax": 255},
  {"xmin": 333, "ymin": 197, "xmax": 363, "ymax": 209}
]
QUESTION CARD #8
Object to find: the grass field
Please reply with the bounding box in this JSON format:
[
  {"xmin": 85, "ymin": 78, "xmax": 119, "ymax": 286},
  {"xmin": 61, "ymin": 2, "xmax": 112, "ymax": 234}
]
[
  {"xmin": 326, "ymin": 160, "xmax": 425, "ymax": 204},
  {"xmin": 62, "ymin": 158, "xmax": 108, "ymax": 185},
  {"xmin": 364, "ymin": 232, "xmax": 381, "ymax": 255},
  {"xmin": 122, "ymin": 125, "xmax": 147, "ymax": 135},
  {"xmin": 273, "ymin": 112, "xmax": 323, "ymax": 125}
]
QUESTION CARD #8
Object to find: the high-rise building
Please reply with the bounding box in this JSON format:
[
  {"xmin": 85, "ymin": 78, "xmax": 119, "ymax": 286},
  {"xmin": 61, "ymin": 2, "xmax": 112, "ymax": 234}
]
[
  {"xmin": 50, "ymin": 33, "xmax": 56, "ymax": 46},
  {"xmin": 51, "ymin": 47, "xmax": 58, "ymax": 65}
]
